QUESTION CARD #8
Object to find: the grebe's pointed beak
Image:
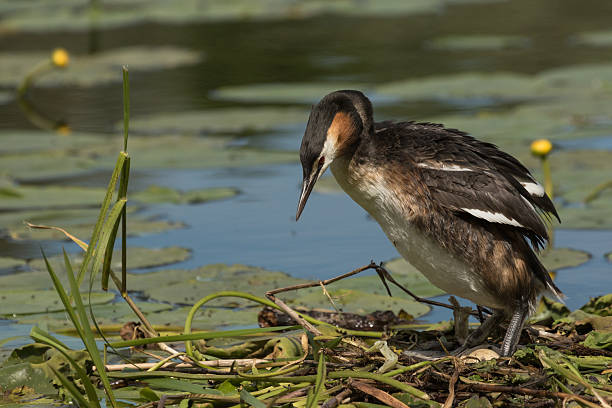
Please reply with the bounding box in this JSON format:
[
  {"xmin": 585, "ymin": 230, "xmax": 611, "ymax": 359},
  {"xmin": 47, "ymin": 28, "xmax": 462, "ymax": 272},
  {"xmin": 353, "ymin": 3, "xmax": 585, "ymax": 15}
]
[
  {"xmin": 296, "ymin": 159, "xmax": 325, "ymax": 221},
  {"xmin": 296, "ymin": 176, "xmax": 314, "ymax": 221}
]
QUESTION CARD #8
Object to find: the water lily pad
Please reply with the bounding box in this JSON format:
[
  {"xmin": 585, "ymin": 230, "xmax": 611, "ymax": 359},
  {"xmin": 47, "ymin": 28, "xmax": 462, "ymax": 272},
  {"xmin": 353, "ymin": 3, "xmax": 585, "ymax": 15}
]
[
  {"xmin": 0, "ymin": 257, "xmax": 25, "ymax": 271},
  {"xmin": 128, "ymin": 135, "xmax": 297, "ymax": 169},
  {"xmin": 549, "ymin": 150, "xmax": 612, "ymax": 203},
  {"xmin": 0, "ymin": 206, "xmax": 184, "ymax": 241},
  {"xmin": 0, "ymin": 131, "xmax": 297, "ymax": 182},
  {"xmin": 132, "ymin": 185, "xmax": 238, "ymax": 205},
  {"xmin": 377, "ymin": 61, "xmax": 612, "ymax": 108},
  {"xmin": 0, "ymin": 184, "xmax": 105, "ymax": 211},
  {"xmin": 573, "ymin": 30, "xmax": 612, "ymax": 47},
  {"xmin": 290, "ymin": 287, "xmax": 430, "ymax": 318},
  {"xmin": 16, "ymin": 301, "xmax": 173, "ymax": 331},
  {"xmin": 0, "ymin": 131, "xmax": 107, "ymax": 155},
  {"xmin": 277, "ymin": 256, "xmax": 443, "ymax": 317},
  {"xmin": 0, "ymin": 270, "xmax": 69, "ymax": 292},
  {"xmin": 0, "ymin": 0, "xmax": 453, "ymax": 33},
  {"xmin": 128, "ymin": 107, "xmax": 308, "ymax": 135},
  {"xmin": 535, "ymin": 62, "xmax": 612, "ymax": 95},
  {"xmin": 1, "ymin": 149, "xmax": 100, "ymax": 181},
  {"xmin": 0, "ymin": 290, "xmax": 113, "ymax": 316},
  {"xmin": 427, "ymin": 35, "xmax": 529, "ymax": 51},
  {"xmin": 381, "ymin": 258, "xmax": 447, "ymax": 298},
  {"xmin": 375, "ymin": 72, "xmax": 537, "ymax": 103},
  {"xmin": 0, "ymin": 47, "xmax": 202, "ymax": 88},
  {"xmin": 539, "ymin": 248, "xmax": 590, "ymax": 271},
  {"xmin": 146, "ymin": 306, "xmax": 259, "ymax": 329},
  {"xmin": 10, "ymin": 216, "xmax": 186, "ymax": 241},
  {"xmin": 28, "ymin": 246, "xmax": 192, "ymax": 273},
  {"xmin": 212, "ymin": 82, "xmax": 368, "ymax": 104},
  {"xmin": 0, "ymin": 91, "xmax": 13, "ymax": 105},
  {"xmin": 129, "ymin": 264, "xmax": 306, "ymax": 307}
]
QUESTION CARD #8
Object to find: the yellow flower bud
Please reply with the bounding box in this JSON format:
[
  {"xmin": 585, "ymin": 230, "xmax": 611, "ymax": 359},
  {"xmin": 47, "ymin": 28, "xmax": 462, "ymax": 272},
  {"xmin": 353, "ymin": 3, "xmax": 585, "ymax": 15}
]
[
  {"xmin": 56, "ymin": 124, "xmax": 71, "ymax": 135},
  {"xmin": 51, "ymin": 48, "xmax": 69, "ymax": 68},
  {"xmin": 531, "ymin": 139, "xmax": 552, "ymax": 157}
]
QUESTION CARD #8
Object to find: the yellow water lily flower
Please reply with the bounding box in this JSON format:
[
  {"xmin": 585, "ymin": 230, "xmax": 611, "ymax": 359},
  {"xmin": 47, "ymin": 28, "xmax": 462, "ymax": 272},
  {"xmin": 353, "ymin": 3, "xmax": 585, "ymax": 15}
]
[
  {"xmin": 531, "ymin": 139, "xmax": 552, "ymax": 157},
  {"xmin": 51, "ymin": 48, "xmax": 70, "ymax": 68},
  {"xmin": 56, "ymin": 124, "xmax": 71, "ymax": 135}
]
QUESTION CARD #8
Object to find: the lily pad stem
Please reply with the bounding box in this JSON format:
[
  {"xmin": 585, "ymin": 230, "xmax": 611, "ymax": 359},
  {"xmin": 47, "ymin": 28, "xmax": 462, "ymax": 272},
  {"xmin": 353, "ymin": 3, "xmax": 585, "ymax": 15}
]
[{"xmin": 17, "ymin": 59, "xmax": 53, "ymax": 97}]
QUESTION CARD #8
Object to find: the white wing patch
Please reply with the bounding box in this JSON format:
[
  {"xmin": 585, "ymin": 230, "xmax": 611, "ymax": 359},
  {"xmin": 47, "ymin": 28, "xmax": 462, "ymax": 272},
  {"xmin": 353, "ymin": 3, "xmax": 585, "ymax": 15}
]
[
  {"xmin": 520, "ymin": 181, "xmax": 545, "ymax": 197},
  {"xmin": 462, "ymin": 208, "xmax": 526, "ymax": 228},
  {"xmin": 417, "ymin": 162, "xmax": 474, "ymax": 172}
]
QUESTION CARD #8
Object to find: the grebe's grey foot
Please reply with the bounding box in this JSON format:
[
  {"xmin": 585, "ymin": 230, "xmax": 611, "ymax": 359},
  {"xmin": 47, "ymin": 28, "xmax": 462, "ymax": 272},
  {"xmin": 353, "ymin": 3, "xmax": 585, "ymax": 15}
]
[{"xmin": 500, "ymin": 304, "xmax": 529, "ymax": 357}]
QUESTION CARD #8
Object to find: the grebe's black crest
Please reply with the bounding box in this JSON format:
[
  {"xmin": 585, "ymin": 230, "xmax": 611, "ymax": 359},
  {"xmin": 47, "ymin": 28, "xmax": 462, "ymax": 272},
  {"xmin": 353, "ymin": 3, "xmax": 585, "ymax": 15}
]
[
  {"xmin": 299, "ymin": 91, "xmax": 371, "ymax": 175},
  {"xmin": 297, "ymin": 90, "xmax": 372, "ymax": 220}
]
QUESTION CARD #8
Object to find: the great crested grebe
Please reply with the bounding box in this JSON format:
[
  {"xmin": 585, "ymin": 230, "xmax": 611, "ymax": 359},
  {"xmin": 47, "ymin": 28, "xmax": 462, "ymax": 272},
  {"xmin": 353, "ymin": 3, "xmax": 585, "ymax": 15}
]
[{"xmin": 295, "ymin": 90, "xmax": 561, "ymax": 356}]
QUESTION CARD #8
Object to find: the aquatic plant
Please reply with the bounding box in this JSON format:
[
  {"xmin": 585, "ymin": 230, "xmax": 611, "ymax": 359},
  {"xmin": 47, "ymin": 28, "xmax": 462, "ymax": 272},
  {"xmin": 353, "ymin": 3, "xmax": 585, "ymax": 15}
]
[{"xmin": 17, "ymin": 47, "xmax": 70, "ymax": 97}]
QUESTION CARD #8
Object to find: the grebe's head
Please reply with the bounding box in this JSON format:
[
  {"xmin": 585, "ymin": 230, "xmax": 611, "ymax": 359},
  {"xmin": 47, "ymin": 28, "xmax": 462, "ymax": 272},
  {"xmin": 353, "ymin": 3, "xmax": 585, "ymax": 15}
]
[{"xmin": 296, "ymin": 90, "xmax": 373, "ymax": 221}]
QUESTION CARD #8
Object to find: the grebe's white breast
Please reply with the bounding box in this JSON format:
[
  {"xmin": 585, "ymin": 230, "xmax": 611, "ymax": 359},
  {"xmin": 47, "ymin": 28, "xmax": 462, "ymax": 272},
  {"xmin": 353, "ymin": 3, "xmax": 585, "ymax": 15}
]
[{"xmin": 330, "ymin": 156, "xmax": 504, "ymax": 310}]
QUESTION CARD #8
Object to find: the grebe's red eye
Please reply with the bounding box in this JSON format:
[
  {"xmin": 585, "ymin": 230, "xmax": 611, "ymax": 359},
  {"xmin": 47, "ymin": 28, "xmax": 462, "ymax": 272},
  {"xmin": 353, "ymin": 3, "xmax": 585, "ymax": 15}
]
[{"xmin": 317, "ymin": 156, "xmax": 325, "ymax": 169}]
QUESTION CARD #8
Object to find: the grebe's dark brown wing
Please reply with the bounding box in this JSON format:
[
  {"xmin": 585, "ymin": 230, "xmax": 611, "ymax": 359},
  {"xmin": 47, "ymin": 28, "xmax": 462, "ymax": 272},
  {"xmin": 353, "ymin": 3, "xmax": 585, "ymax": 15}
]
[{"xmin": 381, "ymin": 121, "xmax": 558, "ymax": 248}]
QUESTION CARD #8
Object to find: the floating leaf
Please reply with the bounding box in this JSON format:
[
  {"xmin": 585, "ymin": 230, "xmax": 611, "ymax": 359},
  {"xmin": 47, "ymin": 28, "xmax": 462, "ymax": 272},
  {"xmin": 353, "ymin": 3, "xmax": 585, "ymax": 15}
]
[
  {"xmin": 427, "ymin": 35, "xmax": 529, "ymax": 51},
  {"xmin": 380, "ymin": 258, "xmax": 447, "ymax": 298},
  {"xmin": 28, "ymin": 246, "xmax": 191, "ymax": 273},
  {"xmin": 290, "ymin": 287, "xmax": 430, "ymax": 317},
  {"xmin": 0, "ymin": 184, "xmax": 105, "ymax": 211},
  {"xmin": 573, "ymin": 30, "xmax": 612, "ymax": 47},
  {"xmin": 538, "ymin": 248, "xmax": 590, "ymax": 271},
  {"xmin": 11, "ymin": 216, "xmax": 186, "ymax": 241},
  {"xmin": 0, "ymin": 290, "xmax": 113, "ymax": 316},
  {"xmin": 375, "ymin": 72, "xmax": 537, "ymax": 102},
  {"xmin": 128, "ymin": 107, "xmax": 308, "ymax": 134},
  {"xmin": 0, "ymin": 47, "xmax": 202, "ymax": 88},
  {"xmin": 0, "ymin": 91, "xmax": 13, "ymax": 105},
  {"xmin": 0, "ymin": 131, "xmax": 105, "ymax": 155},
  {"xmin": 132, "ymin": 185, "xmax": 238, "ymax": 205},
  {"xmin": 0, "ymin": 0, "xmax": 453, "ymax": 33},
  {"xmin": 16, "ymin": 302, "xmax": 172, "ymax": 331},
  {"xmin": 0, "ymin": 257, "xmax": 25, "ymax": 271},
  {"xmin": 130, "ymin": 264, "xmax": 305, "ymax": 307},
  {"xmin": 0, "ymin": 131, "xmax": 297, "ymax": 182},
  {"xmin": 146, "ymin": 306, "xmax": 260, "ymax": 329}
]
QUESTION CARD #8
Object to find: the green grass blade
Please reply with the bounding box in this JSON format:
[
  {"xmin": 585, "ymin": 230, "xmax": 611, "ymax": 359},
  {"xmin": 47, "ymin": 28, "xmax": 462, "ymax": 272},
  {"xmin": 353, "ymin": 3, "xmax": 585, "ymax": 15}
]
[
  {"xmin": 42, "ymin": 250, "xmax": 83, "ymax": 336},
  {"xmin": 240, "ymin": 389, "xmax": 267, "ymax": 408},
  {"xmin": 117, "ymin": 156, "xmax": 130, "ymax": 294},
  {"xmin": 306, "ymin": 351, "xmax": 327, "ymax": 408},
  {"xmin": 65, "ymin": 250, "xmax": 117, "ymax": 408},
  {"xmin": 51, "ymin": 366, "xmax": 93, "ymax": 408},
  {"xmin": 77, "ymin": 152, "xmax": 127, "ymax": 286},
  {"xmin": 109, "ymin": 325, "xmax": 301, "ymax": 348},
  {"xmin": 122, "ymin": 66, "xmax": 129, "ymax": 152},
  {"xmin": 100, "ymin": 204, "xmax": 124, "ymax": 291},
  {"xmin": 90, "ymin": 198, "xmax": 126, "ymax": 290},
  {"xmin": 31, "ymin": 327, "xmax": 101, "ymax": 407}
]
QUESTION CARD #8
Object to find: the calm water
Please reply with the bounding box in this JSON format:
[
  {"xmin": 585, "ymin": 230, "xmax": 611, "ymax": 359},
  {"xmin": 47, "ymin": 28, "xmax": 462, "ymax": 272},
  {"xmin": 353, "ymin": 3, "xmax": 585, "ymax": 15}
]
[{"xmin": 1, "ymin": 0, "xmax": 612, "ymax": 343}]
